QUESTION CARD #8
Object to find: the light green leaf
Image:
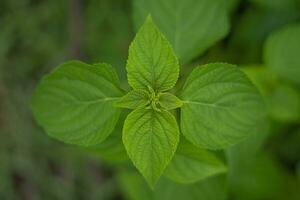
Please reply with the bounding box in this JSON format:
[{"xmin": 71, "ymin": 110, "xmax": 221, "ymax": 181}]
[
  {"xmin": 164, "ymin": 139, "xmax": 227, "ymax": 184},
  {"xmin": 127, "ymin": 16, "xmax": 179, "ymax": 92},
  {"xmin": 180, "ymin": 63, "xmax": 265, "ymax": 149},
  {"xmin": 264, "ymin": 24, "xmax": 300, "ymax": 84},
  {"xmin": 158, "ymin": 93, "xmax": 183, "ymax": 110},
  {"xmin": 31, "ymin": 60, "xmax": 123, "ymax": 146},
  {"xmin": 132, "ymin": 0, "xmax": 229, "ymax": 63},
  {"xmin": 123, "ymin": 108, "xmax": 180, "ymax": 188},
  {"xmin": 115, "ymin": 89, "xmax": 150, "ymax": 109}
]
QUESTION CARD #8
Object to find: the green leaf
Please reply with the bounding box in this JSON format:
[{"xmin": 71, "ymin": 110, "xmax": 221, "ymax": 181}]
[
  {"xmin": 227, "ymin": 8, "xmax": 299, "ymax": 64},
  {"xmin": 155, "ymin": 175, "xmax": 228, "ymax": 200},
  {"xmin": 249, "ymin": 0, "xmax": 298, "ymax": 10},
  {"xmin": 158, "ymin": 93, "xmax": 183, "ymax": 110},
  {"xmin": 180, "ymin": 63, "xmax": 265, "ymax": 149},
  {"xmin": 31, "ymin": 60, "xmax": 123, "ymax": 146},
  {"xmin": 227, "ymin": 152, "xmax": 283, "ymax": 200},
  {"xmin": 243, "ymin": 66, "xmax": 300, "ymax": 122},
  {"xmin": 127, "ymin": 16, "xmax": 179, "ymax": 92},
  {"xmin": 242, "ymin": 65, "xmax": 278, "ymax": 96},
  {"xmin": 132, "ymin": 0, "xmax": 229, "ymax": 63},
  {"xmin": 84, "ymin": 0, "xmax": 132, "ymax": 81},
  {"xmin": 267, "ymin": 84, "xmax": 300, "ymax": 122},
  {"xmin": 85, "ymin": 111, "xmax": 129, "ymax": 161},
  {"xmin": 226, "ymin": 0, "xmax": 240, "ymax": 14},
  {"xmin": 264, "ymin": 24, "xmax": 300, "ymax": 84},
  {"xmin": 164, "ymin": 139, "xmax": 227, "ymax": 184},
  {"xmin": 118, "ymin": 171, "xmax": 227, "ymax": 200},
  {"xmin": 115, "ymin": 89, "xmax": 150, "ymax": 109},
  {"xmin": 123, "ymin": 108, "xmax": 180, "ymax": 188},
  {"xmin": 117, "ymin": 171, "xmax": 154, "ymax": 200}
]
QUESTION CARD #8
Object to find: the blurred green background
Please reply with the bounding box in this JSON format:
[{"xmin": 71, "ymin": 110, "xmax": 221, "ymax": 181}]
[{"xmin": 0, "ymin": 0, "xmax": 300, "ymax": 199}]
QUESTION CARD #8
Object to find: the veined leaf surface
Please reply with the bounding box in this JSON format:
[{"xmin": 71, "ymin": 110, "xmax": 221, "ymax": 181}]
[
  {"xmin": 123, "ymin": 108, "xmax": 180, "ymax": 187},
  {"xmin": 180, "ymin": 63, "xmax": 265, "ymax": 149},
  {"xmin": 126, "ymin": 16, "xmax": 179, "ymax": 92},
  {"xmin": 32, "ymin": 61, "xmax": 123, "ymax": 146}
]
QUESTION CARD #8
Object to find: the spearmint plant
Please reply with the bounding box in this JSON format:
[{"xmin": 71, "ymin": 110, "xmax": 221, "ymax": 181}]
[{"xmin": 32, "ymin": 16, "xmax": 265, "ymax": 188}]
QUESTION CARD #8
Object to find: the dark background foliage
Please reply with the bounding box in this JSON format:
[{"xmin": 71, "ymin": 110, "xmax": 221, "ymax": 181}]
[{"xmin": 0, "ymin": 0, "xmax": 299, "ymax": 199}]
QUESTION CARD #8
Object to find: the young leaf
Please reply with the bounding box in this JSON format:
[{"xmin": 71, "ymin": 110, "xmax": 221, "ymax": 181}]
[
  {"xmin": 132, "ymin": 0, "xmax": 229, "ymax": 64},
  {"xmin": 164, "ymin": 139, "xmax": 227, "ymax": 184},
  {"xmin": 126, "ymin": 16, "xmax": 179, "ymax": 92},
  {"xmin": 180, "ymin": 63, "xmax": 265, "ymax": 150},
  {"xmin": 115, "ymin": 89, "xmax": 149, "ymax": 109},
  {"xmin": 158, "ymin": 93, "xmax": 183, "ymax": 110},
  {"xmin": 31, "ymin": 61, "xmax": 123, "ymax": 146},
  {"xmin": 264, "ymin": 24, "xmax": 300, "ymax": 84},
  {"xmin": 123, "ymin": 108, "xmax": 180, "ymax": 188}
]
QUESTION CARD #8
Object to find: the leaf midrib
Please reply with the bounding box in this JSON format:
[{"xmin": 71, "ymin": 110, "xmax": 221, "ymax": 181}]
[
  {"xmin": 71, "ymin": 97, "xmax": 120, "ymax": 105},
  {"xmin": 182, "ymin": 100, "xmax": 236, "ymax": 110}
]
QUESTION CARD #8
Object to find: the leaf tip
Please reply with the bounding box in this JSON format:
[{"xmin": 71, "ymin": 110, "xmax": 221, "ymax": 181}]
[
  {"xmin": 145, "ymin": 14, "xmax": 153, "ymax": 22},
  {"xmin": 145, "ymin": 176, "xmax": 159, "ymax": 190}
]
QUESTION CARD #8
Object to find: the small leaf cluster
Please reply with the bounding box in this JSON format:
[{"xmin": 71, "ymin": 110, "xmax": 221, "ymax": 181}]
[{"xmin": 32, "ymin": 16, "xmax": 265, "ymax": 188}]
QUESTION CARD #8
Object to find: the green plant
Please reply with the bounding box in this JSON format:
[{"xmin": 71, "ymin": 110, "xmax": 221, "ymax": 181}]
[{"xmin": 31, "ymin": 16, "xmax": 265, "ymax": 188}]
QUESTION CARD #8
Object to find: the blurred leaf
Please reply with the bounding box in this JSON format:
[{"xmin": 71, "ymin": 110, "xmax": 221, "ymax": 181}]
[
  {"xmin": 132, "ymin": 0, "xmax": 229, "ymax": 63},
  {"xmin": 297, "ymin": 163, "xmax": 300, "ymax": 180},
  {"xmin": 226, "ymin": 0, "xmax": 240, "ymax": 14},
  {"xmin": 227, "ymin": 8, "xmax": 299, "ymax": 64},
  {"xmin": 226, "ymin": 118, "xmax": 270, "ymax": 159},
  {"xmin": 264, "ymin": 24, "xmax": 300, "ymax": 84},
  {"xmin": 118, "ymin": 171, "xmax": 154, "ymax": 200},
  {"xmin": 86, "ymin": 111, "xmax": 128, "ymax": 161},
  {"xmin": 227, "ymin": 152, "xmax": 283, "ymax": 200},
  {"xmin": 267, "ymin": 84, "xmax": 300, "ymax": 122},
  {"xmin": 118, "ymin": 170, "xmax": 227, "ymax": 200},
  {"xmin": 83, "ymin": 0, "xmax": 132, "ymax": 82},
  {"xmin": 164, "ymin": 139, "xmax": 227, "ymax": 184},
  {"xmin": 249, "ymin": 0, "xmax": 298, "ymax": 10},
  {"xmin": 155, "ymin": 175, "xmax": 227, "ymax": 200},
  {"xmin": 242, "ymin": 66, "xmax": 277, "ymax": 96},
  {"xmin": 278, "ymin": 128, "xmax": 300, "ymax": 166},
  {"xmin": 243, "ymin": 66, "xmax": 300, "ymax": 122}
]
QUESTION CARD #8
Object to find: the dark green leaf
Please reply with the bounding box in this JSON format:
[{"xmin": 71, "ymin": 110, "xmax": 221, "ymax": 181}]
[{"xmin": 133, "ymin": 0, "xmax": 229, "ymax": 63}]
